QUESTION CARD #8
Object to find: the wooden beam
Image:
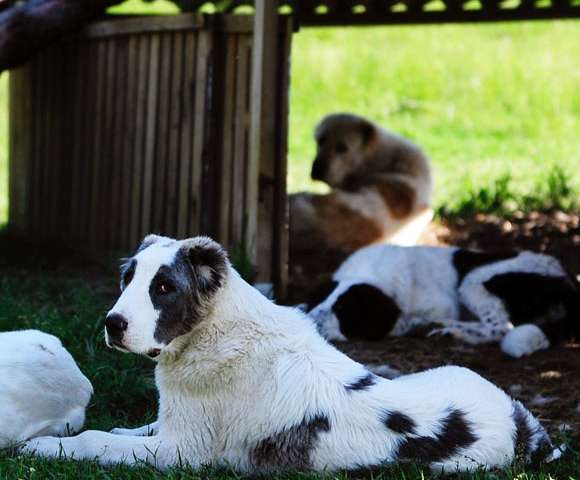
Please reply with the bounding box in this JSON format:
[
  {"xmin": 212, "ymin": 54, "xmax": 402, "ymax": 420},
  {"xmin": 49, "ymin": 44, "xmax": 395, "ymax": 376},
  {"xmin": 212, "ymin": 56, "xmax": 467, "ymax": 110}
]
[{"xmin": 248, "ymin": 0, "xmax": 278, "ymax": 283}]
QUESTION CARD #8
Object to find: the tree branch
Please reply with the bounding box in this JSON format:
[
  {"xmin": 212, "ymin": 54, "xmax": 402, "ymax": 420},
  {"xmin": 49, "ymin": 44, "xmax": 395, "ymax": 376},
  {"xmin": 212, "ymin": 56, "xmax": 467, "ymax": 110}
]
[{"xmin": 0, "ymin": 0, "xmax": 124, "ymax": 72}]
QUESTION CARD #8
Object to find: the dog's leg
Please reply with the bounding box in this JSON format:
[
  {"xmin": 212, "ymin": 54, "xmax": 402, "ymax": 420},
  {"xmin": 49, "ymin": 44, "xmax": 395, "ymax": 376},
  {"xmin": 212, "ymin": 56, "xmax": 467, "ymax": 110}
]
[
  {"xmin": 430, "ymin": 278, "xmax": 511, "ymax": 344},
  {"xmin": 22, "ymin": 430, "xmax": 165, "ymax": 467},
  {"xmin": 111, "ymin": 421, "xmax": 159, "ymax": 436}
]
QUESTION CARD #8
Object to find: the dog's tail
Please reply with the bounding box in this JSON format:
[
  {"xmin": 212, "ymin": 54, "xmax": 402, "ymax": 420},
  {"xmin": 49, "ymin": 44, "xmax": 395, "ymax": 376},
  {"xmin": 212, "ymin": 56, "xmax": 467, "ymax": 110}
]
[{"xmin": 512, "ymin": 400, "xmax": 559, "ymax": 464}]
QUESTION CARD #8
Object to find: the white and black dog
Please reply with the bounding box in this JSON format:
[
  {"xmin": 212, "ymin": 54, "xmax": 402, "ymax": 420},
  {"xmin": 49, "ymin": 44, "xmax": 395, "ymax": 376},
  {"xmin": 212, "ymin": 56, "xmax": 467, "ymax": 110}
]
[
  {"xmin": 24, "ymin": 235, "xmax": 558, "ymax": 472},
  {"xmin": 307, "ymin": 244, "xmax": 579, "ymax": 358}
]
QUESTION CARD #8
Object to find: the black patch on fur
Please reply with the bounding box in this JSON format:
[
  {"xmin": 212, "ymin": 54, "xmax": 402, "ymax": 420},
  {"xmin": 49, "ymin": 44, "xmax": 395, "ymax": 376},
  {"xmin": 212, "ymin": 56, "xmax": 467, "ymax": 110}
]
[
  {"xmin": 383, "ymin": 411, "xmax": 416, "ymax": 435},
  {"xmin": 453, "ymin": 248, "xmax": 519, "ymax": 284},
  {"xmin": 396, "ymin": 408, "xmax": 478, "ymax": 464},
  {"xmin": 250, "ymin": 414, "xmax": 330, "ymax": 471},
  {"xmin": 332, "ymin": 284, "xmax": 401, "ymax": 341},
  {"xmin": 484, "ymin": 272, "xmax": 578, "ymax": 343},
  {"xmin": 345, "ymin": 373, "xmax": 376, "ymax": 392},
  {"xmin": 512, "ymin": 401, "xmax": 533, "ymax": 458},
  {"xmin": 151, "ymin": 242, "xmax": 228, "ymax": 345},
  {"xmin": 120, "ymin": 258, "xmax": 136, "ymax": 289},
  {"xmin": 306, "ymin": 280, "xmax": 339, "ymax": 312}
]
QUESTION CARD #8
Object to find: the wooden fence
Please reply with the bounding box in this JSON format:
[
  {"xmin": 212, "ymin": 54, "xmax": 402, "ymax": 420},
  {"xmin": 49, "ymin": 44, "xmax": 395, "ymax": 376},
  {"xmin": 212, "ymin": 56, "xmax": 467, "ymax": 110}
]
[{"xmin": 9, "ymin": 13, "xmax": 292, "ymax": 291}]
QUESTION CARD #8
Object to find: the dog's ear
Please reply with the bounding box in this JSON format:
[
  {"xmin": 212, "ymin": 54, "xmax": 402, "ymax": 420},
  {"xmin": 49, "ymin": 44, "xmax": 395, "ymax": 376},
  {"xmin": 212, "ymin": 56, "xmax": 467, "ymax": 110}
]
[
  {"xmin": 181, "ymin": 237, "xmax": 229, "ymax": 295},
  {"xmin": 136, "ymin": 234, "xmax": 165, "ymax": 254},
  {"xmin": 359, "ymin": 119, "xmax": 376, "ymax": 145}
]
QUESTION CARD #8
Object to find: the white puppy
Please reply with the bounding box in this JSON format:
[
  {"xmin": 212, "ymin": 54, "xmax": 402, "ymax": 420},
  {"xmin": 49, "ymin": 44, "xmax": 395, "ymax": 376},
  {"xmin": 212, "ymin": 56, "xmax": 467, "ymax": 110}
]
[
  {"xmin": 24, "ymin": 236, "xmax": 554, "ymax": 472},
  {"xmin": 307, "ymin": 244, "xmax": 578, "ymax": 357},
  {"xmin": 0, "ymin": 330, "xmax": 93, "ymax": 448}
]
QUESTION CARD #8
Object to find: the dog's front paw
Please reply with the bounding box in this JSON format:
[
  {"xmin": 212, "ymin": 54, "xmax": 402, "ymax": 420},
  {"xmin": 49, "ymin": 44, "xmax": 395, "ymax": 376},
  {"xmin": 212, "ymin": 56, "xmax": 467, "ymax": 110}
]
[
  {"xmin": 428, "ymin": 326, "xmax": 462, "ymax": 339},
  {"xmin": 22, "ymin": 436, "xmax": 67, "ymax": 459}
]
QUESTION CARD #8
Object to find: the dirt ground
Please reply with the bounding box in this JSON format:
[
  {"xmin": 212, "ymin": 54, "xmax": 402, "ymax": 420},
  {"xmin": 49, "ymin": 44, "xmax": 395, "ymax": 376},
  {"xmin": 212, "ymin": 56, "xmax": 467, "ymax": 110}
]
[{"xmin": 289, "ymin": 210, "xmax": 580, "ymax": 439}]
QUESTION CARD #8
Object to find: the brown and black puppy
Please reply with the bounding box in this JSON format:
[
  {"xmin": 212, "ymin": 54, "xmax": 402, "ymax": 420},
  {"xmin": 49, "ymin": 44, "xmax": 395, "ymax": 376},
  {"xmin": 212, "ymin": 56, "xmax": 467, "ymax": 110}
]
[{"xmin": 290, "ymin": 113, "xmax": 433, "ymax": 253}]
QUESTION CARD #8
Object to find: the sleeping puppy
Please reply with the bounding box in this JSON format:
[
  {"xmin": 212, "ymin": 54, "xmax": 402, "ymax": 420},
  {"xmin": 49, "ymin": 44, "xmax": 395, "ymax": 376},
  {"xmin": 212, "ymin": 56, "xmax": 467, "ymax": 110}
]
[
  {"xmin": 290, "ymin": 113, "xmax": 433, "ymax": 252},
  {"xmin": 0, "ymin": 330, "xmax": 93, "ymax": 448},
  {"xmin": 307, "ymin": 244, "xmax": 579, "ymax": 358},
  {"xmin": 24, "ymin": 235, "xmax": 558, "ymax": 472}
]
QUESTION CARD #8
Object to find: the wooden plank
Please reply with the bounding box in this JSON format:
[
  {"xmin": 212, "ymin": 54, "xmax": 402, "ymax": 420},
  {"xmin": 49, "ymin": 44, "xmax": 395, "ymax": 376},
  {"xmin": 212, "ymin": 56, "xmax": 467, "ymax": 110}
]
[
  {"xmin": 69, "ymin": 41, "xmax": 86, "ymax": 241},
  {"xmin": 120, "ymin": 34, "xmax": 139, "ymax": 249},
  {"xmin": 217, "ymin": 32, "xmax": 236, "ymax": 245},
  {"xmin": 230, "ymin": 33, "xmax": 250, "ymax": 248},
  {"xmin": 141, "ymin": 33, "xmax": 161, "ymax": 238},
  {"xmin": 272, "ymin": 16, "xmax": 293, "ymax": 299},
  {"xmin": 152, "ymin": 33, "xmax": 172, "ymax": 234},
  {"xmin": 81, "ymin": 40, "xmax": 99, "ymax": 243},
  {"xmin": 165, "ymin": 31, "xmax": 184, "ymax": 236},
  {"xmin": 8, "ymin": 69, "xmax": 21, "ymax": 230},
  {"xmin": 129, "ymin": 34, "xmax": 150, "ymax": 248},
  {"xmin": 97, "ymin": 37, "xmax": 117, "ymax": 247},
  {"xmin": 89, "ymin": 39, "xmax": 108, "ymax": 245},
  {"xmin": 249, "ymin": 1, "xmax": 279, "ymax": 282},
  {"xmin": 109, "ymin": 36, "xmax": 129, "ymax": 248},
  {"xmin": 56, "ymin": 42, "xmax": 76, "ymax": 240},
  {"xmin": 176, "ymin": 31, "xmax": 196, "ymax": 239},
  {"xmin": 83, "ymin": 14, "xmax": 205, "ymax": 39},
  {"xmin": 31, "ymin": 53, "xmax": 47, "ymax": 234},
  {"xmin": 191, "ymin": 30, "xmax": 211, "ymax": 235},
  {"xmin": 297, "ymin": 8, "xmax": 580, "ymax": 26}
]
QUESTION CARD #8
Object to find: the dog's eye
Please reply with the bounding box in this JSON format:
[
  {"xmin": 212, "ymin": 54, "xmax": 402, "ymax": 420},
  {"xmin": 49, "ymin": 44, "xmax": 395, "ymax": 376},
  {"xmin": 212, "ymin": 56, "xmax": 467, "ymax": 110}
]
[
  {"xmin": 156, "ymin": 282, "xmax": 174, "ymax": 295},
  {"xmin": 335, "ymin": 142, "xmax": 348, "ymax": 154}
]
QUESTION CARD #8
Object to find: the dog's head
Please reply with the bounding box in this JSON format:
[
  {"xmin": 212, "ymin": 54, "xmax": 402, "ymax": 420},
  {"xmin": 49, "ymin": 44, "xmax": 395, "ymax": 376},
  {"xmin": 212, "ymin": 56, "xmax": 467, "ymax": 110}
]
[
  {"xmin": 105, "ymin": 235, "xmax": 229, "ymax": 358},
  {"xmin": 312, "ymin": 113, "xmax": 377, "ymax": 188}
]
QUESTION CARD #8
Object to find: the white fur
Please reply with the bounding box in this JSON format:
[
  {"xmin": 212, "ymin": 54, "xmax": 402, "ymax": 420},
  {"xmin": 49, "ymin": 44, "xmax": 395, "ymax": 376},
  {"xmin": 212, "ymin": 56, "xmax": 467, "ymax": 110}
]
[
  {"xmin": 501, "ymin": 325, "xmax": 550, "ymax": 358},
  {"xmin": 0, "ymin": 330, "xmax": 93, "ymax": 448},
  {"xmin": 24, "ymin": 237, "xmax": 550, "ymax": 473},
  {"xmin": 310, "ymin": 244, "xmax": 568, "ymax": 354}
]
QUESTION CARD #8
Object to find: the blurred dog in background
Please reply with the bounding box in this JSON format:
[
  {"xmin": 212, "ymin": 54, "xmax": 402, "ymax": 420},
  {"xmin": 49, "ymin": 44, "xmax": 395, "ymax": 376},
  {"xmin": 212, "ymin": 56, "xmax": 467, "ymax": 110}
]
[{"xmin": 290, "ymin": 113, "xmax": 433, "ymax": 254}]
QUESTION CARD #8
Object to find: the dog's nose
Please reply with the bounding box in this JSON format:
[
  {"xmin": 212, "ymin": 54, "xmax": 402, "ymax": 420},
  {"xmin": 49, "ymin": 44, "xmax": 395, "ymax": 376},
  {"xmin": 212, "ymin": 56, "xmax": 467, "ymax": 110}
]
[
  {"xmin": 311, "ymin": 156, "xmax": 327, "ymax": 181},
  {"xmin": 105, "ymin": 313, "xmax": 128, "ymax": 339}
]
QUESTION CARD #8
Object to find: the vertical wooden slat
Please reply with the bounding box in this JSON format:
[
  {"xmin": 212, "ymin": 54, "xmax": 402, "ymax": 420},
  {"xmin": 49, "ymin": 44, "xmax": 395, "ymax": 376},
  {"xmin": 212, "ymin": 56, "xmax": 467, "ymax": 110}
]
[
  {"xmin": 177, "ymin": 31, "xmax": 196, "ymax": 239},
  {"xmin": 272, "ymin": 17, "xmax": 293, "ymax": 299},
  {"xmin": 57, "ymin": 42, "xmax": 77, "ymax": 240},
  {"xmin": 31, "ymin": 53, "xmax": 47, "ymax": 234},
  {"xmin": 96, "ymin": 38, "xmax": 117, "ymax": 246},
  {"xmin": 165, "ymin": 32, "xmax": 184, "ymax": 237},
  {"xmin": 152, "ymin": 33, "xmax": 172, "ymax": 234},
  {"xmin": 231, "ymin": 34, "xmax": 251, "ymax": 248},
  {"xmin": 250, "ymin": 1, "xmax": 280, "ymax": 282},
  {"xmin": 110, "ymin": 37, "xmax": 129, "ymax": 248},
  {"xmin": 141, "ymin": 33, "xmax": 161, "ymax": 238},
  {"xmin": 218, "ymin": 33, "xmax": 237, "ymax": 245},
  {"xmin": 8, "ymin": 69, "xmax": 21, "ymax": 231},
  {"xmin": 81, "ymin": 40, "xmax": 98, "ymax": 243},
  {"xmin": 191, "ymin": 30, "xmax": 211, "ymax": 235},
  {"xmin": 69, "ymin": 41, "xmax": 86, "ymax": 241},
  {"xmin": 130, "ymin": 34, "xmax": 149, "ymax": 248},
  {"xmin": 89, "ymin": 39, "xmax": 107, "ymax": 245},
  {"xmin": 120, "ymin": 35, "xmax": 138, "ymax": 248}
]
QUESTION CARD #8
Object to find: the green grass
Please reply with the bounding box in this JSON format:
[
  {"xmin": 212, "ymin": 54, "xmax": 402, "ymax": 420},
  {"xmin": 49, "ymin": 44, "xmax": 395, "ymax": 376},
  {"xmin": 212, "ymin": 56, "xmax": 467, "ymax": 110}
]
[
  {"xmin": 0, "ymin": 236, "xmax": 578, "ymax": 478},
  {"xmin": 288, "ymin": 21, "xmax": 580, "ymax": 213}
]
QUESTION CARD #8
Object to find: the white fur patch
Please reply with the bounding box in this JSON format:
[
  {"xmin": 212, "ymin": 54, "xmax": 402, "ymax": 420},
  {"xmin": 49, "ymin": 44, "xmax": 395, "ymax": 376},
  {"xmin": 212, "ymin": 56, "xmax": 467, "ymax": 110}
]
[{"xmin": 0, "ymin": 330, "xmax": 92, "ymax": 447}]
